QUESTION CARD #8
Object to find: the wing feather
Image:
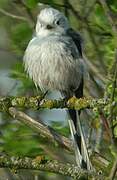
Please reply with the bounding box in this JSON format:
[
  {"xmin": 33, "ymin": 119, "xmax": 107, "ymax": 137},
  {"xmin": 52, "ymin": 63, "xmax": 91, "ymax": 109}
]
[{"xmin": 66, "ymin": 28, "xmax": 83, "ymax": 57}]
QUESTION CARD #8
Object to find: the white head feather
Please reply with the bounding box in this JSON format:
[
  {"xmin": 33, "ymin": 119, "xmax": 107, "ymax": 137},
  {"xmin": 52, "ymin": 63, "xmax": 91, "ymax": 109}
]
[{"xmin": 36, "ymin": 8, "xmax": 70, "ymax": 37}]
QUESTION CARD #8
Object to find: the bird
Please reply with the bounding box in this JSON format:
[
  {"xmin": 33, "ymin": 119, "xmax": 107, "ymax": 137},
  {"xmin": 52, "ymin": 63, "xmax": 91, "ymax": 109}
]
[{"xmin": 23, "ymin": 7, "xmax": 92, "ymax": 170}]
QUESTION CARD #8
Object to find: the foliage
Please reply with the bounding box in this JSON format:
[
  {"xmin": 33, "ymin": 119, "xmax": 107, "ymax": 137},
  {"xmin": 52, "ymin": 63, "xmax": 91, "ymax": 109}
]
[{"xmin": 0, "ymin": 0, "xmax": 117, "ymax": 179}]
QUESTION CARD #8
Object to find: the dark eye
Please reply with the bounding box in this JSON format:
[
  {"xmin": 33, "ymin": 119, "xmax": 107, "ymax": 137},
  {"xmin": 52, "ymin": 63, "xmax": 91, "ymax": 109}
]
[{"xmin": 56, "ymin": 20, "xmax": 60, "ymax": 25}]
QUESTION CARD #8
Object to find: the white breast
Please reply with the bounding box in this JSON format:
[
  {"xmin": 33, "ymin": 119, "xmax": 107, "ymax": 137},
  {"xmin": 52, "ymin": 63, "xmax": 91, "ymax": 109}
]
[{"xmin": 24, "ymin": 35, "xmax": 83, "ymax": 93}]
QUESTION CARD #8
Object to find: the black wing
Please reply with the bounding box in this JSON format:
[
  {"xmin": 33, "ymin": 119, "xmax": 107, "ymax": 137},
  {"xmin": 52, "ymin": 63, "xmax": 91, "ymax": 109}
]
[
  {"xmin": 67, "ymin": 28, "xmax": 84, "ymax": 99},
  {"xmin": 67, "ymin": 28, "xmax": 83, "ymax": 58}
]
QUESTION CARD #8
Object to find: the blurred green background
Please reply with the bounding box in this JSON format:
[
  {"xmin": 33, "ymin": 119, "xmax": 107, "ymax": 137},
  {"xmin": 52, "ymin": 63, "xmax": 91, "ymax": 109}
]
[{"xmin": 0, "ymin": 0, "xmax": 117, "ymax": 179}]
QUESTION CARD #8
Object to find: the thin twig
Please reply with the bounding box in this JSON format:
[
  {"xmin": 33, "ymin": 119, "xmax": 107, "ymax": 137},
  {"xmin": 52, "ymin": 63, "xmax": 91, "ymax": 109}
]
[
  {"xmin": 63, "ymin": 0, "xmax": 69, "ymax": 18},
  {"xmin": 109, "ymin": 157, "xmax": 117, "ymax": 180},
  {"xmin": 84, "ymin": 20, "xmax": 107, "ymax": 72},
  {"xmin": 108, "ymin": 49, "xmax": 117, "ymax": 142},
  {"xmin": 66, "ymin": 1, "xmax": 83, "ymax": 21},
  {"xmin": 84, "ymin": 0, "xmax": 97, "ymax": 18},
  {"xmin": 98, "ymin": 0, "xmax": 117, "ymax": 35},
  {"xmin": 99, "ymin": 109, "xmax": 111, "ymax": 138},
  {"xmin": 0, "ymin": 8, "xmax": 28, "ymax": 22},
  {"xmin": 19, "ymin": 0, "xmax": 35, "ymax": 24}
]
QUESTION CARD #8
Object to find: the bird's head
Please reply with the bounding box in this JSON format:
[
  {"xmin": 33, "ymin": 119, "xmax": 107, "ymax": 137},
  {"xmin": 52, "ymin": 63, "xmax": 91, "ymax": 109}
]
[{"xmin": 36, "ymin": 8, "xmax": 70, "ymax": 37}]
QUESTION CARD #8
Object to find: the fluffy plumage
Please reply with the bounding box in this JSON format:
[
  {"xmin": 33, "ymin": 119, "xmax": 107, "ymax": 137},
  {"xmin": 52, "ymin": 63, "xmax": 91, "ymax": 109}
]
[
  {"xmin": 24, "ymin": 7, "xmax": 91, "ymax": 170},
  {"xmin": 24, "ymin": 35, "xmax": 83, "ymax": 94}
]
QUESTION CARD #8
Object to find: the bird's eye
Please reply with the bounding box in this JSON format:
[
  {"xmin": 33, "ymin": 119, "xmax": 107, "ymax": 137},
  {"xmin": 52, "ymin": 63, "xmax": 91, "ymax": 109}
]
[
  {"xmin": 46, "ymin": 25, "xmax": 53, "ymax": 29},
  {"xmin": 56, "ymin": 20, "xmax": 60, "ymax": 25}
]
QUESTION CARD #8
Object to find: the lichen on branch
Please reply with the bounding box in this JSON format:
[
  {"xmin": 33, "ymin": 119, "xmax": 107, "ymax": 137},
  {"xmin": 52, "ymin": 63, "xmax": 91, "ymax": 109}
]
[
  {"xmin": 0, "ymin": 155, "xmax": 105, "ymax": 179},
  {"xmin": 0, "ymin": 96, "xmax": 108, "ymax": 112}
]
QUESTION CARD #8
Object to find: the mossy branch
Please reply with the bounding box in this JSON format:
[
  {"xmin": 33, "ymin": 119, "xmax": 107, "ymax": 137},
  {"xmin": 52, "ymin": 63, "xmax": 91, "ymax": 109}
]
[
  {"xmin": 0, "ymin": 96, "xmax": 108, "ymax": 112},
  {"xmin": 0, "ymin": 155, "xmax": 105, "ymax": 179},
  {"xmin": 0, "ymin": 96, "xmax": 110, "ymax": 177}
]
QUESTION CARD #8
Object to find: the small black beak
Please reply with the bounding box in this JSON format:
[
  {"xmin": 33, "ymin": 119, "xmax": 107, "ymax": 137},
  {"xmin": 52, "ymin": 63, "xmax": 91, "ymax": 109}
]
[{"xmin": 46, "ymin": 25, "xmax": 53, "ymax": 30}]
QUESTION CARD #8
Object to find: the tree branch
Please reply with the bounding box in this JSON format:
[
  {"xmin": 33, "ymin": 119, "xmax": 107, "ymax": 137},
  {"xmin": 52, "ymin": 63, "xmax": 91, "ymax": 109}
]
[
  {"xmin": 8, "ymin": 107, "xmax": 110, "ymax": 173},
  {"xmin": 0, "ymin": 96, "xmax": 111, "ymax": 173},
  {"xmin": 8, "ymin": 107, "xmax": 72, "ymax": 151},
  {"xmin": 0, "ymin": 155, "xmax": 105, "ymax": 179},
  {"xmin": 0, "ymin": 96, "xmax": 108, "ymax": 112}
]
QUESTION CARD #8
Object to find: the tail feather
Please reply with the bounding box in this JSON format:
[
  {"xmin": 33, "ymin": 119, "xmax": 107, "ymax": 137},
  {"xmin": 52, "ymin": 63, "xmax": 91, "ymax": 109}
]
[
  {"xmin": 64, "ymin": 78, "xmax": 92, "ymax": 169},
  {"xmin": 76, "ymin": 111, "xmax": 92, "ymax": 170},
  {"xmin": 68, "ymin": 119, "xmax": 82, "ymax": 167},
  {"xmin": 68, "ymin": 109, "xmax": 92, "ymax": 170}
]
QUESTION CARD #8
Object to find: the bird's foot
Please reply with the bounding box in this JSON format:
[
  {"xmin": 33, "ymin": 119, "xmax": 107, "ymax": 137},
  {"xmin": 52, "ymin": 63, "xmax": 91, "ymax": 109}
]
[{"xmin": 37, "ymin": 91, "xmax": 48, "ymax": 110}]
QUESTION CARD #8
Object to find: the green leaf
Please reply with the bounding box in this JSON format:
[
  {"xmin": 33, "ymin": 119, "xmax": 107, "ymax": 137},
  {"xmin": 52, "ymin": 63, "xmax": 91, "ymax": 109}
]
[{"xmin": 25, "ymin": 0, "xmax": 39, "ymax": 9}]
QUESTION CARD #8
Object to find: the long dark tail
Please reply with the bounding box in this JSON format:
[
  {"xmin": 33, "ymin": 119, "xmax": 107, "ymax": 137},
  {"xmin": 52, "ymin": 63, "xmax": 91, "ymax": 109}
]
[{"xmin": 68, "ymin": 79, "xmax": 92, "ymax": 170}]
